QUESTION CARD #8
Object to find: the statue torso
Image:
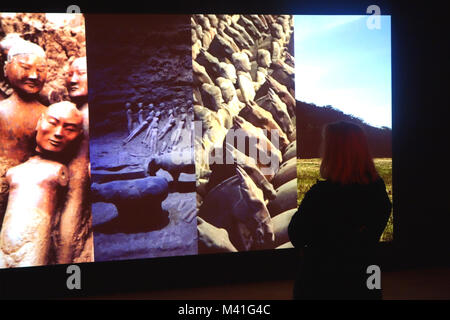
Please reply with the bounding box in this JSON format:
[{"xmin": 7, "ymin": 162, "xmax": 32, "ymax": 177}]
[
  {"xmin": 0, "ymin": 98, "xmax": 47, "ymax": 217},
  {"xmin": 0, "ymin": 98, "xmax": 46, "ymax": 163}
]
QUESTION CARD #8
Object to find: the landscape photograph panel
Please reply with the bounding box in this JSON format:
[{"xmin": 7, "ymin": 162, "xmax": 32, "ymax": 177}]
[{"xmin": 294, "ymin": 15, "xmax": 393, "ymax": 241}]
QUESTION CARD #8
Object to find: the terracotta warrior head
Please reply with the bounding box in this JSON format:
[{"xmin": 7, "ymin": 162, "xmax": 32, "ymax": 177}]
[
  {"xmin": 35, "ymin": 101, "xmax": 83, "ymax": 158},
  {"xmin": 4, "ymin": 40, "xmax": 47, "ymax": 98},
  {"xmin": 66, "ymin": 56, "xmax": 88, "ymax": 106}
]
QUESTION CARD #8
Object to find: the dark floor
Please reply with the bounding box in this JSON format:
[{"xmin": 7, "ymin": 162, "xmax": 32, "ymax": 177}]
[{"xmin": 81, "ymin": 266, "xmax": 450, "ymax": 300}]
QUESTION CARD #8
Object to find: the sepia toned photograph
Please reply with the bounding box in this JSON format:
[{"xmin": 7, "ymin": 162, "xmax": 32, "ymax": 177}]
[
  {"xmin": 192, "ymin": 14, "xmax": 298, "ymax": 254},
  {"xmin": 0, "ymin": 13, "xmax": 93, "ymax": 268}
]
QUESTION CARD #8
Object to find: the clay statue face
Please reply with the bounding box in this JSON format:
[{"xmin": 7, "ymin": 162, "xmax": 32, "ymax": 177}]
[
  {"xmin": 36, "ymin": 102, "xmax": 83, "ymax": 154},
  {"xmin": 66, "ymin": 57, "xmax": 88, "ymax": 99},
  {"xmin": 5, "ymin": 54, "xmax": 47, "ymax": 96}
]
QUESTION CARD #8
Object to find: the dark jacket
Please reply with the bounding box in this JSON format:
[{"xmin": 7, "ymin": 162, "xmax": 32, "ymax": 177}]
[{"xmin": 288, "ymin": 178, "xmax": 392, "ymax": 300}]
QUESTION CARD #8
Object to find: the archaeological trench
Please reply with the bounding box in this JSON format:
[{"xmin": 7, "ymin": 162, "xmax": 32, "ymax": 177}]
[{"xmin": 86, "ymin": 15, "xmax": 197, "ymax": 261}]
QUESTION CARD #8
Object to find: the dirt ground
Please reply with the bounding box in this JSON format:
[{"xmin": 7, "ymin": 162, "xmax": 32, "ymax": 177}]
[{"xmin": 90, "ymin": 128, "xmax": 197, "ymax": 262}]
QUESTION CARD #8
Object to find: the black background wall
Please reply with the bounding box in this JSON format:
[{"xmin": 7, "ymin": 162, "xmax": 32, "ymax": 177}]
[
  {"xmin": 390, "ymin": 0, "xmax": 450, "ymax": 267},
  {"xmin": 0, "ymin": 1, "xmax": 449, "ymax": 299}
]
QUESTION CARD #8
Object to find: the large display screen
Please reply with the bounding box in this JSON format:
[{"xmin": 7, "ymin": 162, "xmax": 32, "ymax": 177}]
[{"xmin": 0, "ymin": 13, "xmax": 391, "ymax": 269}]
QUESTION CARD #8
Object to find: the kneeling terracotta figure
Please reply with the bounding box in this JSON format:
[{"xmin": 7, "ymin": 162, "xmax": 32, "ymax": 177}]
[{"xmin": 0, "ymin": 102, "xmax": 83, "ymax": 268}]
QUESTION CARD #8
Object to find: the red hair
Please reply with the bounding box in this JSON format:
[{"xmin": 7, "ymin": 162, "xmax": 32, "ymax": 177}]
[{"xmin": 320, "ymin": 121, "xmax": 379, "ymax": 185}]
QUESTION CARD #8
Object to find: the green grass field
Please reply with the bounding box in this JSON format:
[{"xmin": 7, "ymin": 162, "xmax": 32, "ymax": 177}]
[{"xmin": 297, "ymin": 158, "xmax": 393, "ymax": 242}]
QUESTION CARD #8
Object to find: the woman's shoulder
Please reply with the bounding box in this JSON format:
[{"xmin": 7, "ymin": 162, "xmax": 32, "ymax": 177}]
[
  {"xmin": 373, "ymin": 176, "xmax": 387, "ymax": 188},
  {"xmin": 306, "ymin": 177, "xmax": 387, "ymax": 195},
  {"xmin": 306, "ymin": 179, "xmax": 333, "ymax": 195},
  {"xmin": 364, "ymin": 177, "xmax": 388, "ymax": 194}
]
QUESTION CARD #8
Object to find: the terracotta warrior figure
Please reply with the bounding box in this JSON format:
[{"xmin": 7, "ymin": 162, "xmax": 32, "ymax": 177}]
[
  {"xmin": 148, "ymin": 123, "xmax": 159, "ymax": 154},
  {"xmin": 66, "ymin": 57, "xmax": 88, "ymax": 118},
  {"xmin": 125, "ymin": 102, "xmax": 133, "ymax": 134},
  {"xmin": 0, "ymin": 34, "xmax": 27, "ymax": 99},
  {"xmin": 168, "ymin": 113, "xmax": 186, "ymax": 151},
  {"xmin": 137, "ymin": 102, "xmax": 144, "ymax": 124},
  {"xmin": 58, "ymin": 56, "xmax": 93, "ymax": 264},
  {"xmin": 143, "ymin": 111, "xmax": 160, "ymax": 147},
  {"xmin": 158, "ymin": 110, "xmax": 176, "ymax": 140},
  {"xmin": 0, "ymin": 102, "xmax": 83, "ymax": 268},
  {"xmin": 141, "ymin": 111, "xmax": 156, "ymax": 144},
  {"xmin": 123, "ymin": 110, "xmax": 153, "ymax": 144},
  {"xmin": 0, "ymin": 41, "xmax": 48, "ymax": 225}
]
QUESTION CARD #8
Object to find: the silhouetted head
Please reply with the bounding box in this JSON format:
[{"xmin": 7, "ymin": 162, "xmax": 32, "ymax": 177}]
[{"xmin": 320, "ymin": 121, "xmax": 379, "ymax": 184}]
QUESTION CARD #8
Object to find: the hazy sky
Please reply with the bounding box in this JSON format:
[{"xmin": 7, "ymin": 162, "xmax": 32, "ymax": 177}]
[{"xmin": 294, "ymin": 15, "xmax": 391, "ymax": 128}]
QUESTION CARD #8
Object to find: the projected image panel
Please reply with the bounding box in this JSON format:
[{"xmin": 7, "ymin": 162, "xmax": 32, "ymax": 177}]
[
  {"xmin": 295, "ymin": 15, "xmax": 393, "ymax": 242},
  {"xmin": 193, "ymin": 14, "xmax": 298, "ymax": 254},
  {"xmin": 0, "ymin": 13, "xmax": 93, "ymax": 268},
  {"xmin": 86, "ymin": 15, "xmax": 197, "ymax": 261}
]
